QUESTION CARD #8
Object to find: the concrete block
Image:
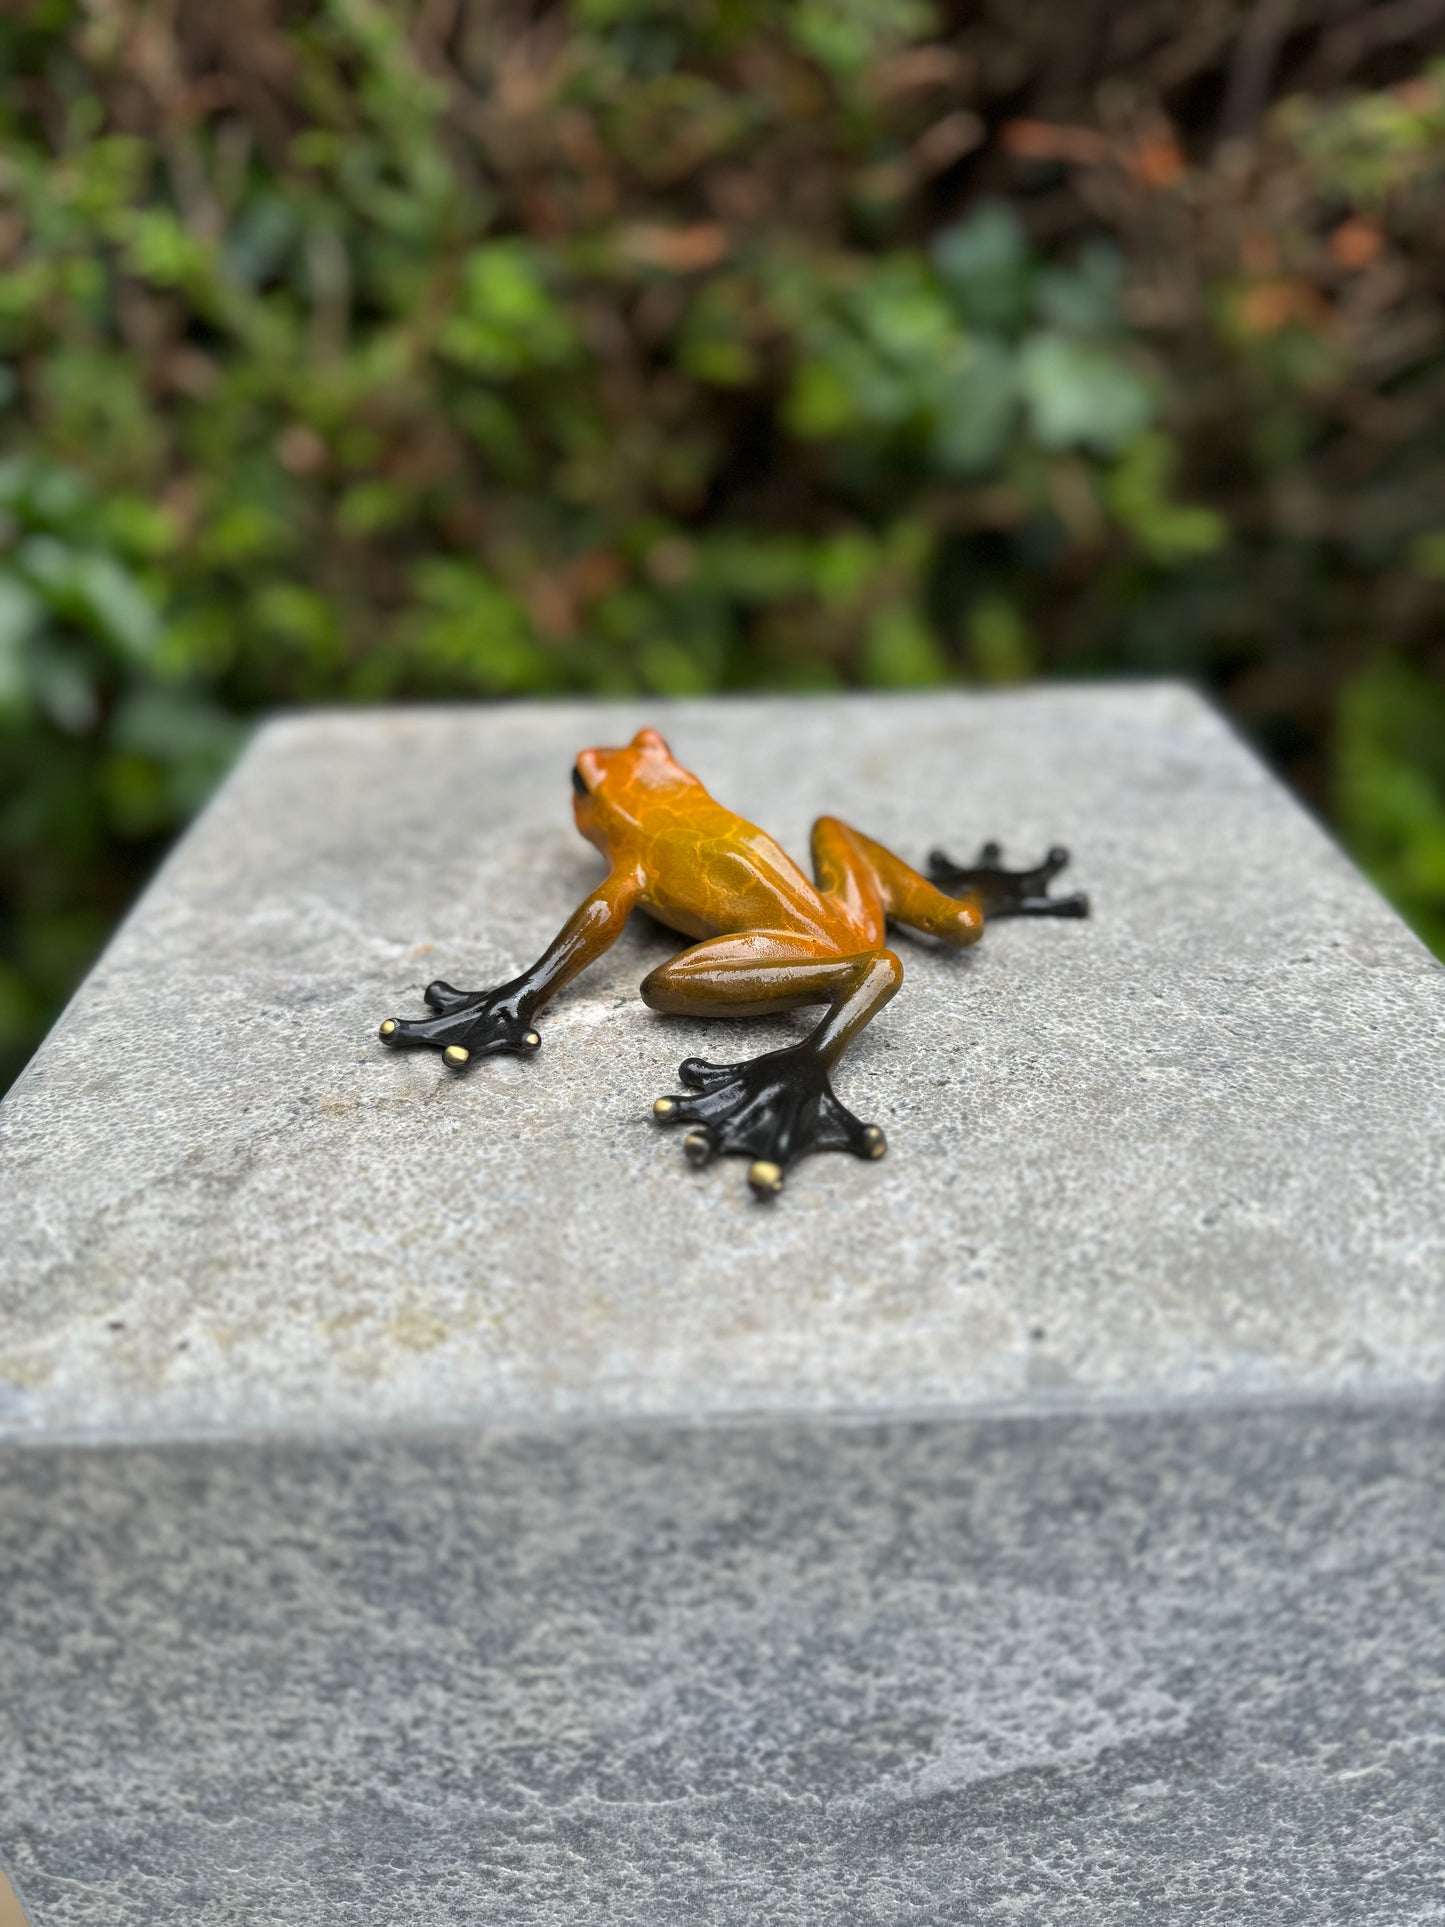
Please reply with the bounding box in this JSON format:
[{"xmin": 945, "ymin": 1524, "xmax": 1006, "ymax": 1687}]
[
  {"xmin": 1, "ymin": 688, "xmax": 1441, "ymax": 1442},
  {"xmin": 4, "ymin": 690, "xmax": 1443, "ymax": 1920},
  {"xmin": 2, "ymin": 1403, "xmax": 1442, "ymax": 1925}
]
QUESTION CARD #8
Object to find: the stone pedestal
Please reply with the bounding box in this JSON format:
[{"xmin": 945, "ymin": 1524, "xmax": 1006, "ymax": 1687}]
[{"xmin": 2, "ymin": 690, "xmax": 1442, "ymax": 1924}]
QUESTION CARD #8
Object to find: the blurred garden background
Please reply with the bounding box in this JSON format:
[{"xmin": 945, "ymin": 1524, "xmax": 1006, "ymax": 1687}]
[{"xmin": 2, "ymin": 0, "xmax": 1443, "ymax": 1092}]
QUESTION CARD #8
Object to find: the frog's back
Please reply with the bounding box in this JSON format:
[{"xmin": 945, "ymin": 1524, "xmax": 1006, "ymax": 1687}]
[
  {"xmin": 577, "ymin": 730, "xmax": 848, "ymax": 945},
  {"xmin": 634, "ymin": 790, "xmax": 835, "ymax": 943}
]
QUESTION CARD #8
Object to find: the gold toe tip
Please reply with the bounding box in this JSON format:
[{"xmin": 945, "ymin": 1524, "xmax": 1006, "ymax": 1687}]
[
  {"xmin": 378, "ymin": 1019, "xmax": 397, "ymax": 1040},
  {"xmin": 862, "ymin": 1125, "xmax": 887, "ymax": 1159},
  {"xmin": 522, "ymin": 1030, "xmax": 541, "ymax": 1051},
  {"xmin": 683, "ymin": 1130, "xmax": 711, "ymax": 1165},
  {"xmin": 653, "ymin": 1096, "xmax": 677, "ymax": 1119},
  {"xmin": 443, "ymin": 1045, "xmax": 470, "ymax": 1067},
  {"xmin": 748, "ymin": 1159, "xmax": 784, "ymax": 1197}
]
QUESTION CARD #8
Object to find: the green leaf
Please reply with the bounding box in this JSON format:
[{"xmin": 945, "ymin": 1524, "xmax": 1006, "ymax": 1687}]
[
  {"xmin": 677, "ymin": 278, "xmax": 759, "ymax": 388},
  {"xmin": 121, "ymin": 208, "xmax": 212, "ymax": 290},
  {"xmin": 968, "ymin": 593, "xmax": 1035, "ymax": 683},
  {"xmin": 225, "ymin": 194, "xmax": 301, "ymax": 290},
  {"xmin": 16, "ymin": 538, "xmax": 161, "ymax": 662},
  {"xmin": 0, "ymin": 457, "xmax": 89, "ymax": 533},
  {"xmin": 0, "ymin": 573, "xmax": 42, "ymax": 712},
  {"xmin": 1033, "ymin": 242, "xmax": 1126, "ymax": 336},
  {"xmin": 409, "ymin": 559, "xmax": 547, "ymax": 693},
  {"xmin": 1107, "ymin": 434, "xmax": 1227, "ymax": 562},
  {"xmin": 1337, "ymin": 659, "xmax": 1445, "ymax": 953},
  {"xmin": 815, "ymin": 531, "xmax": 883, "ymax": 607},
  {"xmin": 438, "ymin": 243, "xmax": 576, "ymax": 377},
  {"xmin": 860, "ymin": 604, "xmax": 948, "ymax": 687},
  {"xmin": 933, "ymin": 203, "xmax": 1032, "ymax": 333},
  {"xmin": 70, "ymin": 554, "xmax": 162, "ymax": 662},
  {"xmin": 788, "ymin": 0, "xmax": 938, "ymax": 78},
  {"xmin": 28, "ymin": 645, "xmax": 98, "ymax": 734},
  {"xmin": 639, "ymin": 635, "xmax": 713, "ymax": 694},
  {"xmin": 785, "ymin": 357, "xmax": 859, "ymax": 439},
  {"xmin": 1408, "ymin": 531, "xmax": 1445, "ymax": 582},
  {"xmin": 109, "ymin": 689, "xmax": 247, "ymax": 819},
  {"xmin": 336, "ymin": 481, "xmax": 412, "ymax": 538},
  {"xmin": 848, "ymin": 258, "xmax": 959, "ymax": 369},
  {"xmin": 932, "ymin": 337, "xmax": 1019, "ymax": 475},
  {"xmin": 0, "ymin": 963, "xmax": 40, "ymax": 1054},
  {"xmin": 252, "ymin": 583, "xmax": 340, "ymax": 667},
  {"xmin": 1017, "ymin": 332, "xmax": 1154, "ymax": 453}
]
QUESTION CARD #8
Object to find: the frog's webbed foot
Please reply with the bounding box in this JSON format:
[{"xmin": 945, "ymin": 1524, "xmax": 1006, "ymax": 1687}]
[
  {"xmin": 653, "ymin": 1044, "xmax": 886, "ymax": 1200},
  {"xmin": 420, "ymin": 978, "xmax": 482, "ymax": 1015},
  {"xmin": 926, "ymin": 842, "xmax": 1089, "ymax": 918},
  {"xmin": 377, "ymin": 980, "xmax": 541, "ymax": 1069}
]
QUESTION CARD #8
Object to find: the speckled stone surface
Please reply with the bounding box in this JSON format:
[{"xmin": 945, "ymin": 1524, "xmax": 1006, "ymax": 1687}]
[
  {"xmin": 3, "ymin": 1403, "xmax": 1443, "ymax": 1926},
  {"xmin": 1, "ymin": 688, "xmax": 1442, "ymax": 1442}
]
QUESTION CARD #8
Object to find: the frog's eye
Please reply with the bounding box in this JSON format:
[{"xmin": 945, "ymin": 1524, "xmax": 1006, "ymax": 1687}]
[{"xmin": 571, "ymin": 763, "xmax": 589, "ymax": 798}]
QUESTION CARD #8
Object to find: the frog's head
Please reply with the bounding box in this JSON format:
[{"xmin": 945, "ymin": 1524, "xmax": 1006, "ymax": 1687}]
[{"xmin": 571, "ymin": 726, "xmax": 684, "ymax": 851}]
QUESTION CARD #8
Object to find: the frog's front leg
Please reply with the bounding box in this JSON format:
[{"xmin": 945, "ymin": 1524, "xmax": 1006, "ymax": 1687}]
[
  {"xmin": 643, "ymin": 936, "xmax": 900, "ymax": 1198},
  {"xmin": 926, "ymin": 841, "xmax": 1088, "ymax": 918},
  {"xmin": 378, "ymin": 869, "xmax": 642, "ymax": 1068}
]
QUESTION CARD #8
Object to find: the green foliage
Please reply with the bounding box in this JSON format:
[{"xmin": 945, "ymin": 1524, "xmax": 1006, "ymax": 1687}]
[
  {"xmin": 0, "ymin": 5, "xmax": 1442, "ymax": 1086},
  {"xmin": 0, "ymin": 458, "xmax": 244, "ymax": 1075},
  {"xmin": 1337, "ymin": 661, "xmax": 1445, "ymax": 956},
  {"xmin": 1284, "ymin": 65, "xmax": 1445, "ymax": 206}
]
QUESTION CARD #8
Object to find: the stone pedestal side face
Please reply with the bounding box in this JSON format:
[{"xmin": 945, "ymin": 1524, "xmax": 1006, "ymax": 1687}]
[
  {"xmin": 3, "ymin": 692, "xmax": 1443, "ymax": 1924},
  {"xmin": 3, "ymin": 1406, "xmax": 1443, "ymax": 1927},
  {"xmin": 1, "ymin": 688, "xmax": 1442, "ymax": 1441}
]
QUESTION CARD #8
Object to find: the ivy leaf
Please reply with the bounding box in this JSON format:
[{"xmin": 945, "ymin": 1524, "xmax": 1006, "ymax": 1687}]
[
  {"xmin": 1017, "ymin": 332, "xmax": 1154, "ymax": 453},
  {"xmin": 932, "ymin": 337, "xmax": 1019, "ymax": 475},
  {"xmin": 1033, "ymin": 242, "xmax": 1126, "ymax": 336},
  {"xmin": 933, "ymin": 203, "xmax": 1032, "ymax": 333}
]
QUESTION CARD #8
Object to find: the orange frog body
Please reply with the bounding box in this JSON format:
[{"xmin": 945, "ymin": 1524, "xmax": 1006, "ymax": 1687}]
[{"xmin": 379, "ymin": 728, "xmax": 1087, "ymax": 1198}]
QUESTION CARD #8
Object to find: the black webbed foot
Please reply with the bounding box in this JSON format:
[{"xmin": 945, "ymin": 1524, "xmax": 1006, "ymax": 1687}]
[
  {"xmin": 378, "ymin": 982, "xmax": 542, "ymax": 1069},
  {"xmin": 652, "ymin": 1044, "xmax": 886, "ymax": 1199},
  {"xmin": 927, "ymin": 841, "xmax": 1089, "ymax": 918},
  {"xmin": 422, "ymin": 978, "xmax": 480, "ymax": 1014}
]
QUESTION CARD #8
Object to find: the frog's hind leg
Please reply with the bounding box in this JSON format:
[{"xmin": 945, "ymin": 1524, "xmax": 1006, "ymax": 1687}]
[{"xmin": 642, "ymin": 936, "xmax": 901, "ymax": 1199}]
